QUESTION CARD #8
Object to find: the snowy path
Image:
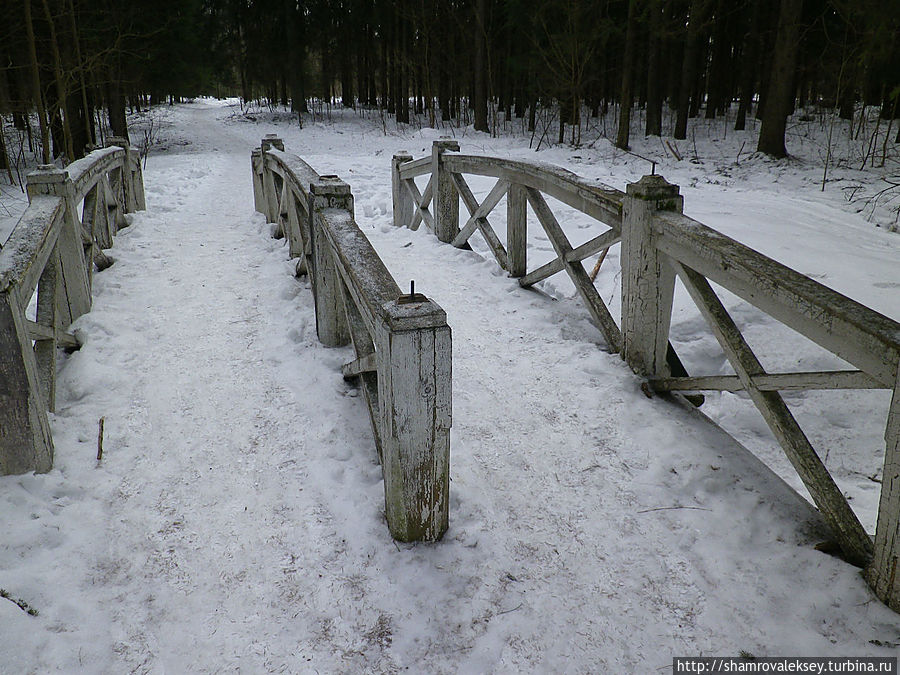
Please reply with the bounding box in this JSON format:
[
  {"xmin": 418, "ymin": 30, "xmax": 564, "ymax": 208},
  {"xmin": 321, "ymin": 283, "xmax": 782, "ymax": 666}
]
[{"xmin": 2, "ymin": 102, "xmax": 900, "ymax": 673}]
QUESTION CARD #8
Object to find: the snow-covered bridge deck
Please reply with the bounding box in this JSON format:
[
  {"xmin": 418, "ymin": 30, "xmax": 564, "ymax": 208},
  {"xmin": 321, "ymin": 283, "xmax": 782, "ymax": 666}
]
[{"xmin": 2, "ymin": 101, "xmax": 900, "ymax": 672}]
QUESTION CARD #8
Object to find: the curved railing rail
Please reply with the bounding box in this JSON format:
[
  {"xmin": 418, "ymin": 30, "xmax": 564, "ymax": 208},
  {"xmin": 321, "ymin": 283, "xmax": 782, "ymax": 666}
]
[
  {"xmin": 393, "ymin": 139, "xmax": 900, "ymax": 611},
  {"xmin": 251, "ymin": 135, "xmax": 451, "ymax": 543},
  {"xmin": 0, "ymin": 138, "xmax": 145, "ymax": 475}
]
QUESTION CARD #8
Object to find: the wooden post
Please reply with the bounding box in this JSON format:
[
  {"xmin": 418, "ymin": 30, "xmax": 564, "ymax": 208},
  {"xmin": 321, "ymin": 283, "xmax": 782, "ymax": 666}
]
[
  {"xmin": 866, "ymin": 374, "xmax": 900, "ymax": 610},
  {"xmin": 107, "ymin": 137, "xmax": 143, "ymax": 212},
  {"xmin": 251, "ymin": 148, "xmax": 265, "ymax": 214},
  {"xmin": 27, "ymin": 165, "xmax": 90, "ymax": 321},
  {"xmin": 391, "ymin": 151, "xmax": 413, "ymax": 228},
  {"xmin": 34, "ymin": 247, "xmax": 60, "ymax": 413},
  {"xmin": 260, "ymin": 136, "xmax": 284, "ymax": 224},
  {"xmin": 0, "ymin": 292, "xmax": 54, "ymax": 475},
  {"xmin": 431, "ymin": 138, "xmax": 460, "ymax": 243},
  {"xmin": 309, "ymin": 176, "xmax": 351, "ymax": 347},
  {"xmin": 376, "ymin": 296, "xmax": 452, "ymax": 542},
  {"xmin": 621, "ymin": 174, "xmax": 683, "ymax": 374},
  {"xmin": 507, "ymin": 183, "xmax": 527, "ymax": 277}
]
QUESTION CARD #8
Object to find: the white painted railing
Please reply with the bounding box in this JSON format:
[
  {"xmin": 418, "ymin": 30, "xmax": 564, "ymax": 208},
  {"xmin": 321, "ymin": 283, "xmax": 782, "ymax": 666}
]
[
  {"xmin": 252, "ymin": 135, "xmax": 452, "ymax": 543},
  {"xmin": 0, "ymin": 138, "xmax": 145, "ymax": 475},
  {"xmin": 393, "ymin": 139, "xmax": 900, "ymax": 611}
]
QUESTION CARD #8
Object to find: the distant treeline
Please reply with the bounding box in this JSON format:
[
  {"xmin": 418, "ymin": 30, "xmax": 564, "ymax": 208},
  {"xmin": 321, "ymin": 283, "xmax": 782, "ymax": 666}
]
[{"xmin": 1, "ymin": 0, "xmax": 898, "ymax": 164}]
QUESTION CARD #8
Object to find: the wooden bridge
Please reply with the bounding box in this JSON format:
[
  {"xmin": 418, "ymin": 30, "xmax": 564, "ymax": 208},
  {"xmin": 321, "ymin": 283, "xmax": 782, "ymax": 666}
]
[{"xmin": 3, "ymin": 132, "xmax": 900, "ymax": 613}]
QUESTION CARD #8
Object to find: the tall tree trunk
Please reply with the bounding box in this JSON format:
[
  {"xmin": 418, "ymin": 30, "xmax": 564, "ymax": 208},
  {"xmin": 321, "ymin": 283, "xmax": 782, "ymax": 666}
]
[
  {"xmin": 616, "ymin": 0, "xmax": 639, "ymax": 149},
  {"xmin": 674, "ymin": 0, "xmax": 705, "ymax": 140},
  {"xmin": 41, "ymin": 0, "xmax": 74, "ymax": 161},
  {"xmin": 24, "ymin": 0, "xmax": 51, "ymax": 164},
  {"xmin": 645, "ymin": 0, "xmax": 663, "ymax": 136},
  {"xmin": 757, "ymin": 0, "xmax": 803, "ymax": 158},
  {"xmin": 473, "ymin": 0, "xmax": 489, "ymax": 132}
]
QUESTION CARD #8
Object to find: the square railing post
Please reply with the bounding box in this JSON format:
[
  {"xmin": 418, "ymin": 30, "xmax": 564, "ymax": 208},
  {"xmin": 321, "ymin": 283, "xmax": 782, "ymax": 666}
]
[
  {"xmin": 431, "ymin": 139, "xmax": 460, "ymax": 243},
  {"xmin": 621, "ymin": 174, "xmax": 682, "ymax": 374},
  {"xmin": 391, "ymin": 151, "xmax": 413, "ymax": 229},
  {"xmin": 251, "ymin": 148, "xmax": 265, "ymax": 215},
  {"xmin": 376, "ymin": 296, "xmax": 452, "ymax": 542},
  {"xmin": 506, "ymin": 184, "xmax": 527, "ymax": 277},
  {"xmin": 260, "ymin": 135, "xmax": 284, "ymax": 224},
  {"xmin": 309, "ymin": 176, "xmax": 351, "ymax": 347}
]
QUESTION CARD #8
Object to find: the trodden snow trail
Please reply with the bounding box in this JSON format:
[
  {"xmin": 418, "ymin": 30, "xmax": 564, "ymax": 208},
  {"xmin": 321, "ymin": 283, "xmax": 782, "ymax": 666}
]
[{"xmin": 2, "ymin": 101, "xmax": 900, "ymax": 673}]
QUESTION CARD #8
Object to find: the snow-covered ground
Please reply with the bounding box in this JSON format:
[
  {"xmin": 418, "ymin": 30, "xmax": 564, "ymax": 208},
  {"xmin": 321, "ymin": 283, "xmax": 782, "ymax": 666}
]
[{"xmin": 1, "ymin": 99, "xmax": 900, "ymax": 673}]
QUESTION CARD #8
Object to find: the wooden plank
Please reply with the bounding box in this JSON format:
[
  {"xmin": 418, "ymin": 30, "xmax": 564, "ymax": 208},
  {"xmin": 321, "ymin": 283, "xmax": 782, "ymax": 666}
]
[
  {"xmin": 321, "ymin": 209, "xmax": 402, "ymax": 336},
  {"xmin": 655, "ymin": 210, "xmax": 900, "ymax": 387},
  {"xmin": 34, "ymin": 247, "xmax": 59, "ymax": 412},
  {"xmin": 519, "ymin": 229, "xmax": 621, "ymax": 288},
  {"xmin": 450, "ymin": 174, "xmax": 510, "ymax": 264},
  {"xmin": 443, "ymin": 153, "xmax": 624, "ymax": 229},
  {"xmin": 0, "ymin": 292, "xmax": 54, "ymax": 475},
  {"xmin": 398, "ymin": 156, "xmax": 432, "ymax": 179},
  {"xmin": 409, "ymin": 175, "xmax": 434, "ymax": 231},
  {"xmin": 0, "ymin": 196, "xmax": 65, "ymax": 303},
  {"xmin": 338, "ymin": 281, "xmax": 383, "ymax": 462},
  {"xmin": 675, "ymin": 262, "xmax": 873, "ymax": 567},
  {"xmin": 342, "ymin": 352, "xmax": 377, "ymax": 379},
  {"xmin": 866, "ymin": 373, "xmax": 900, "ymax": 609},
  {"xmin": 402, "ymin": 178, "xmax": 435, "ymax": 231},
  {"xmin": 26, "ymin": 319, "xmax": 79, "ymax": 349},
  {"xmin": 650, "ymin": 370, "xmax": 887, "ymax": 392},
  {"xmin": 525, "ymin": 187, "xmax": 622, "ymax": 352}
]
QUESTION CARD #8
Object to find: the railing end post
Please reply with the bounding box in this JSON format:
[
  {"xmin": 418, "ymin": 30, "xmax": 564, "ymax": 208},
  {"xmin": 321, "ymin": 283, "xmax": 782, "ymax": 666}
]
[{"xmin": 377, "ymin": 294, "xmax": 451, "ymax": 542}]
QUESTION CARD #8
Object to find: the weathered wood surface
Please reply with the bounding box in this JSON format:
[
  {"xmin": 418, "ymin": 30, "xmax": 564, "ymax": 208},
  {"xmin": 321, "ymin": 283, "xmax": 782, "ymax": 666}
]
[
  {"xmin": 443, "ymin": 154, "xmax": 624, "ymax": 228},
  {"xmin": 650, "ymin": 370, "xmax": 886, "ymax": 393},
  {"xmin": 450, "ymin": 173, "xmax": 509, "ymax": 268},
  {"xmin": 376, "ymin": 299, "xmax": 451, "ymax": 542},
  {"xmin": 397, "ymin": 156, "xmax": 432, "ymax": 180},
  {"xmin": 432, "ymin": 139, "xmax": 460, "ymax": 244},
  {"xmin": 310, "ymin": 179, "xmax": 351, "ymax": 347},
  {"xmin": 62, "ymin": 146, "xmax": 125, "ymax": 203},
  {"xmin": 518, "ymin": 229, "xmax": 621, "ymax": 289},
  {"xmin": 402, "ymin": 177, "xmax": 436, "ymax": 231},
  {"xmin": 0, "ymin": 293, "xmax": 54, "ymax": 475},
  {"xmin": 655, "ymin": 210, "xmax": 900, "ymax": 387},
  {"xmin": 320, "ymin": 208, "xmax": 402, "ymax": 336},
  {"xmin": 525, "ymin": 187, "xmax": 622, "ymax": 352},
  {"xmin": 0, "ymin": 196, "xmax": 65, "ymax": 302},
  {"xmin": 506, "ymin": 183, "xmax": 527, "ymax": 277},
  {"xmin": 866, "ymin": 375, "xmax": 900, "ymax": 610},
  {"xmin": 675, "ymin": 262, "xmax": 873, "ymax": 567},
  {"xmin": 391, "ymin": 152, "xmax": 413, "ymax": 230},
  {"xmin": 621, "ymin": 175, "xmax": 682, "ymax": 377}
]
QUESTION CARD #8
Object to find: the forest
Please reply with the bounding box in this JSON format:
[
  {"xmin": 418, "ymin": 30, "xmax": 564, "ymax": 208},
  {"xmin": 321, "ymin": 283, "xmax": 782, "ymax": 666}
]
[{"xmin": 0, "ymin": 0, "xmax": 898, "ymax": 171}]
